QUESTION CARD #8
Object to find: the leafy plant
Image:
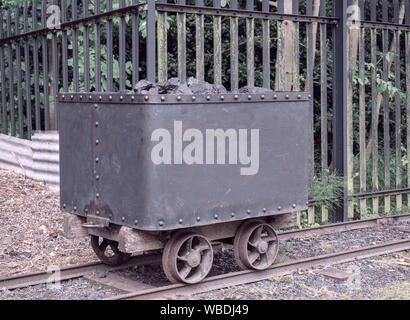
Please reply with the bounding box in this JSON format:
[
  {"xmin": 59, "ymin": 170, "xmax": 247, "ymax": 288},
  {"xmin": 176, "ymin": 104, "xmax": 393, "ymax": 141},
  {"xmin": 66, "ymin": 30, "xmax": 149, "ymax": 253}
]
[{"xmin": 312, "ymin": 173, "xmax": 345, "ymax": 209}]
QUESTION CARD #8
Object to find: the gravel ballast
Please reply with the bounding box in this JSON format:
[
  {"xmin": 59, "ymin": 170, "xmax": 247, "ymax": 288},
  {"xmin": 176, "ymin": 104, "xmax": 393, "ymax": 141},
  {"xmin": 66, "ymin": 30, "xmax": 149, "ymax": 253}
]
[
  {"xmin": 0, "ymin": 278, "xmax": 122, "ymax": 300},
  {"xmin": 196, "ymin": 251, "xmax": 409, "ymax": 300}
]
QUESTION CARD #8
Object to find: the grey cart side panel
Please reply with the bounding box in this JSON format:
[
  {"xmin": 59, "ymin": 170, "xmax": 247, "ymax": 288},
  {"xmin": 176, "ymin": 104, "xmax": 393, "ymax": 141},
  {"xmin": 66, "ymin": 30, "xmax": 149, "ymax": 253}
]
[
  {"xmin": 58, "ymin": 97, "xmax": 311, "ymax": 231},
  {"xmin": 59, "ymin": 103, "xmax": 94, "ymax": 216}
]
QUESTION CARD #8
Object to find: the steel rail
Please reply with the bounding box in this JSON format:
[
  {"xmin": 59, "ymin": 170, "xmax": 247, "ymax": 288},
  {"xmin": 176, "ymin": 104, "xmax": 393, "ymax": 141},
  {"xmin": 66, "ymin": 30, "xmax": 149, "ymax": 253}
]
[
  {"xmin": 0, "ymin": 253, "xmax": 161, "ymax": 291},
  {"xmin": 109, "ymin": 238, "xmax": 410, "ymax": 300},
  {"xmin": 0, "ymin": 214, "xmax": 408, "ymax": 291}
]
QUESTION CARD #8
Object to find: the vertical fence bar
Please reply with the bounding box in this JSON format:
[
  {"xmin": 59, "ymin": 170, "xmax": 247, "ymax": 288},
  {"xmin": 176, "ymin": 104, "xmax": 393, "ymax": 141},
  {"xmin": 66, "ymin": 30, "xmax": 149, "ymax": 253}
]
[
  {"xmin": 262, "ymin": 0, "xmax": 270, "ymax": 89},
  {"xmin": 157, "ymin": 0, "xmax": 167, "ymax": 83},
  {"xmin": 62, "ymin": 0, "xmax": 68, "ymax": 92},
  {"xmin": 320, "ymin": 0, "xmax": 328, "ymax": 222},
  {"xmin": 382, "ymin": 1, "xmax": 390, "ymax": 214},
  {"xmin": 246, "ymin": 0, "xmax": 254, "ymax": 87},
  {"xmin": 346, "ymin": 21, "xmax": 354, "ymax": 219},
  {"xmin": 33, "ymin": 0, "xmax": 40, "ymax": 130},
  {"xmin": 95, "ymin": 0, "xmax": 101, "ymax": 92},
  {"xmin": 119, "ymin": 0, "xmax": 126, "ymax": 90},
  {"xmin": 333, "ymin": 0, "xmax": 348, "ymax": 222},
  {"xmin": 107, "ymin": 0, "xmax": 113, "ymax": 91},
  {"xmin": 370, "ymin": 0, "xmax": 379, "ymax": 215},
  {"xmin": 277, "ymin": 0, "xmax": 284, "ymax": 13},
  {"xmin": 407, "ymin": 0, "xmax": 410, "ymax": 207},
  {"xmin": 213, "ymin": 0, "xmax": 222, "ymax": 84},
  {"xmin": 295, "ymin": 0, "xmax": 300, "ymax": 222},
  {"xmin": 7, "ymin": 10, "xmax": 16, "ymax": 136},
  {"xmin": 196, "ymin": 0, "xmax": 205, "ymax": 81},
  {"xmin": 346, "ymin": 0, "xmax": 354, "ymax": 219},
  {"xmin": 15, "ymin": 7, "xmax": 24, "ymax": 138},
  {"xmin": 83, "ymin": 0, "xmax": 90, "ymax": 92},
  {"xmin": 177, "ymin": 0, "xmax": 187, "ymax": 83},
  {"xmin": 230, "ymin": 0, "xmax": 239, "ymax": 91},
  {"xmin": 277, "ymin": 0, "xmax": 285, "ymax": 90},
  {"xmin": 347, "ymin": 0, "xmax": 355, "ymax": 220},
  {"xmin": 0, "ymin": 11, "xmax": 2, "ymax": 132},
  {"xmin": 394, "ymin": 0, "xmax": 402, "ymax": 211},
  {"xmin": 359, "ymin": 0, "xmax": 367, "ymax": 217},
  {"xmin": 292, "ymin": 0, "xmax": 300, "ymax": 91},
  {"xmin": 0, "ymin": 11, "xmax": 7, "ymax": 135},
  {"xmin": 72, "ymin": 0, "xmax": 79, "ymax": 92},
  {"xmin": 230, "ymin": 0, "xmax": 238, "ymax": 91},
  {"xmin": 306, "ymin": 0, "xmax": 314, "ymax": 224},
  {"xmin": 52, "ymin": 0, "xmax": 59, "ymax": 129},
  {"xmin": 23, "ymin": 1, "xmax": 32, "ymax": 139},
  {"xmin": 41, "ymin": 0, "xmax": 50, "ymax": 130},
  {"xmin": 146, "ymin": 0, "xmax": 156, "ymax": 82},
  {"xmin": 132, "ymin": 0, "xmax": 140, "ymax": 86}
]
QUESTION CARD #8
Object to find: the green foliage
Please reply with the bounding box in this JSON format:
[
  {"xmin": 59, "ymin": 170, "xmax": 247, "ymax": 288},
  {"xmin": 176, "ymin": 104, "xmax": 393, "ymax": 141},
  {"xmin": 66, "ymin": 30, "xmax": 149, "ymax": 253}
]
[
  {"xmin": 312, "ymin": 173, "xmax": 345, "ymax": 209},
  {"xmin": 0, "ymin": 0, "xmax": 26, "ymax": 10},
  {"xmin": 352, "ymin": 60, "xmax": 404, "ymax": 100}
]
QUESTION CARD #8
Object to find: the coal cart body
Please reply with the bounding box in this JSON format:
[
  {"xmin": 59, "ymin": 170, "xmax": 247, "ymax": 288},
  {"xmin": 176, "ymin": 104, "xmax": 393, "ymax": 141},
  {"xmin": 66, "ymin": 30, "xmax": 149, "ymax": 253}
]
[{"xmin": 58, "ymin": 92, "xmax": 312, "ymax": 283}]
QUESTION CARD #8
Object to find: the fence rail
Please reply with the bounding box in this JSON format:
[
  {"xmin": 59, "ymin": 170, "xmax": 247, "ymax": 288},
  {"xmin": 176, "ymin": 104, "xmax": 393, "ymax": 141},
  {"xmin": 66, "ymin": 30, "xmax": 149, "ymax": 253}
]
[{"xmin": 0, "ymin": 0, "xmax": 409, "ymax": 225}]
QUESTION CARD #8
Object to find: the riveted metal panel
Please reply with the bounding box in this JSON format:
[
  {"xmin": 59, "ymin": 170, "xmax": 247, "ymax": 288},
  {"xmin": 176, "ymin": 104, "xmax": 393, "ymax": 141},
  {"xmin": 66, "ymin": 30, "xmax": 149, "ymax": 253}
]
[
  {"xmin": 58, "ymin": 93, "xmax": 311, "ymax": 231},
  {"xmin": 58, "ymin": 103, "xmax": 94, "ymax": 216}
]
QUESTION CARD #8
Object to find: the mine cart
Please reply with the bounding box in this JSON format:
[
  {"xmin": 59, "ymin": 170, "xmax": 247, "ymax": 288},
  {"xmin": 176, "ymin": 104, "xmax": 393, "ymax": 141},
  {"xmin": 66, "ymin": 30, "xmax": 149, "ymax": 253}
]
[{"xmin": 59, "ymin": 92, "xmax": 312, "ymax": 284}]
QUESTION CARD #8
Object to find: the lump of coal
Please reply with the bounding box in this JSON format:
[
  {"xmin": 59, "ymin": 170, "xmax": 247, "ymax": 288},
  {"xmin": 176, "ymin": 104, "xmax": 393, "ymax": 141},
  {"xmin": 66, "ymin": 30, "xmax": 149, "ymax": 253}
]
[
  {"xmin": 173, "ymin": 83, "xmax": 193, "ymax": 95},
  {"xmin": 238, "ymin": 86, "xmax": 275, "ymax": 95},
  {"xmin": 189, "ymin": 82, "xmax": 214, "ymax": 95},
  {"xmin": 132, "ymin": 77, "xmax": 243, "ymax": 96},
  {"xmin": 187, "ymin": 77, "xmax": 228, "ymax": 95},
  {"xmin": 157, "ymin": 78, "xmax": 181, "ymax": 94},
  {"xmin": 134, "ymin": 80, "xmax": 154, "ymax": 93},
  {"xmin": 189, "ymin": 84, "xmax": 214, "ymax": 95},
  {"xmin": 141, "ymin": 87, "xmax": 159, "ymax": 95},
  {"xmin": 212, "ymin": 83, "xmax": 228, "ymax": 95}
]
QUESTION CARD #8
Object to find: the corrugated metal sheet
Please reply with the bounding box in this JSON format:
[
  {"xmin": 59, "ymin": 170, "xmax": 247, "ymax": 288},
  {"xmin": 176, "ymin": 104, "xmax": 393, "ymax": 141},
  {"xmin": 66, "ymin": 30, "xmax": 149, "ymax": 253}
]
[
  {"xmin": 0, "ymin": 134, "xmax": 34, "ymax": 178},
  {"xmin": 0, "ymin": 132, "xmax": 60, "ymax": 192}
]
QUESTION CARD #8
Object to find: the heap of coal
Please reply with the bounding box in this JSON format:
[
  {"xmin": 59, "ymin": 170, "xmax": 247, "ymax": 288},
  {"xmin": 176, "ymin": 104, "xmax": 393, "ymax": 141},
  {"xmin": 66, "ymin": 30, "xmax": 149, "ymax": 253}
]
[{"xmin": 133, "ymin": 77, "xmax": 275, "ymax": 95}]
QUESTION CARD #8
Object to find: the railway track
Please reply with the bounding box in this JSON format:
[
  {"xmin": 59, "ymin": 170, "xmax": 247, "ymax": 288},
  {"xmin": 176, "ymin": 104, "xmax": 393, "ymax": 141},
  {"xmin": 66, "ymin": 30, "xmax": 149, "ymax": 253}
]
[
  {"xmin": 0, "ymin": 213, "xmax": 409, "ymax": 297},
  {"xmin": 109, "ymin": 238, "xmax": 410, "ymax": 300},
  {"xmin": 0, "ymin": 253, "xmax": 161, "ymax": 291}
]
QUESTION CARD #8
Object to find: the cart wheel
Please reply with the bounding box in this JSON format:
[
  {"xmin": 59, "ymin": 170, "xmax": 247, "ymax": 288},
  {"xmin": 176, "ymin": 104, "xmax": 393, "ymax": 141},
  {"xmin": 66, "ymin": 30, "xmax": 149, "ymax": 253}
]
[
  {"xmin": 234, "ymin": 221, "xmax": 279, "ymax": 270},
  {"xmin": 163, "ymin": 232, "xmax": 213, "ymax": 284},
  {"xmin": 233, "ymin": 219, "xmax": 264, "ymax": 270},
  {"xmin": 162, "ymin": 231, "xmax": 183, "ymax": 284},
  {"xmin": 90, "ymin": 235, "xmax": 131, "ymax": 266}
]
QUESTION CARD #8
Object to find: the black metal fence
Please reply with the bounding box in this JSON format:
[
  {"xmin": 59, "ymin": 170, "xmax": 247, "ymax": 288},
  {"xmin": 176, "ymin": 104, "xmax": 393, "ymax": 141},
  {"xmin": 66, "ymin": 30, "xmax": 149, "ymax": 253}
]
[{"xmin": 0, "ymin": 0, "xmax": 409, "ymax": 223}]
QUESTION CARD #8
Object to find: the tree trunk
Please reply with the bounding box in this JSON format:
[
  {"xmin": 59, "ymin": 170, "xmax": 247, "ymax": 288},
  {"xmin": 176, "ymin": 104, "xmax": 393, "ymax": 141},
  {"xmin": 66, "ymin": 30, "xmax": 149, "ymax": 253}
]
[{"xmin": 275, "ymin": 2, "xmax": 294, "ymax": 90}]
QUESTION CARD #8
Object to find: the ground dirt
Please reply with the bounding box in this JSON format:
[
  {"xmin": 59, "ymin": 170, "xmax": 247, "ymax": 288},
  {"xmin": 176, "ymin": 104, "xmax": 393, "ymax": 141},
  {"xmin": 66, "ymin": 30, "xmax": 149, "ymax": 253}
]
[{"xmin": 0, "ymin": 169, "xmax": 96, "ymax": 278}]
